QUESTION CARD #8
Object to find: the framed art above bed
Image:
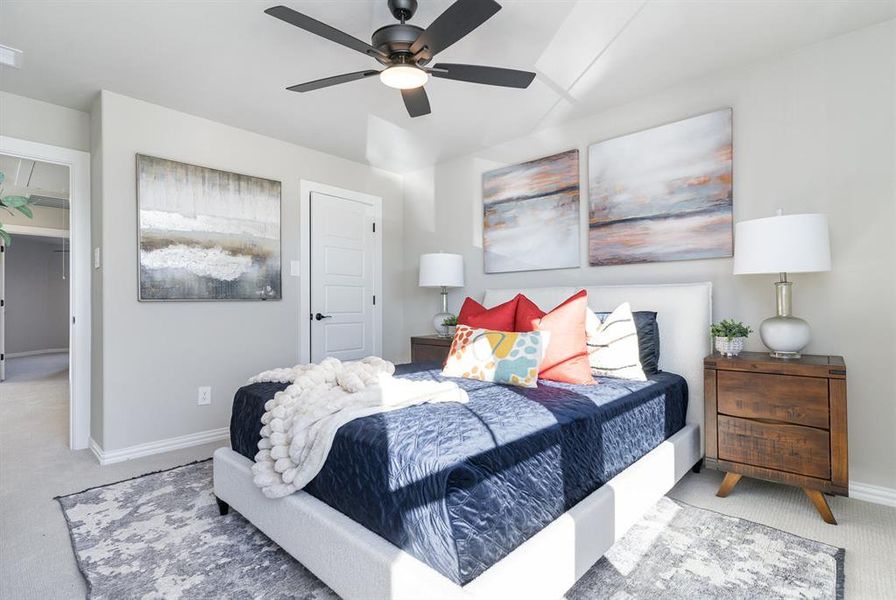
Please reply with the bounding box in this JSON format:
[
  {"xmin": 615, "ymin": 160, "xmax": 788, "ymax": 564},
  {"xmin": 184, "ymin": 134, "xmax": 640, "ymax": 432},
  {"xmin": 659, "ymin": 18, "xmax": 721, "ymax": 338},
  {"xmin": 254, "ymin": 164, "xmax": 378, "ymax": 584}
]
[
  {"xmin": 587, "ymin": 109, "xmax": 733, "ymax": 266},
  {"xmin": 482, "ymin": 149, "xmax": 580, "ymax": 274}
]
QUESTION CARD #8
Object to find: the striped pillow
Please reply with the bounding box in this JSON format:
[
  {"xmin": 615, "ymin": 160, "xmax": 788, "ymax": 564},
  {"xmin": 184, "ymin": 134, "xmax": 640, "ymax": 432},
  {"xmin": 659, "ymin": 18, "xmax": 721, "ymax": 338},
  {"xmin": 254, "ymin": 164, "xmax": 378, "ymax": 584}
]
[{"xmin": 585, "ymin": 303, "xmax": 647, "ymax": 381}]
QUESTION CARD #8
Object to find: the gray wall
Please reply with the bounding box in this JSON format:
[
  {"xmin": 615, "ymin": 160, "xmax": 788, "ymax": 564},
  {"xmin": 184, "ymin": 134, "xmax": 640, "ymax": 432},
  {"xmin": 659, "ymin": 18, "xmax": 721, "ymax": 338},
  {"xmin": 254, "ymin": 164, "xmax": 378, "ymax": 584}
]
[
  {"xmin": 5, "ymin": 236, "xmax": 70, "ymax": 354},
  {"xmin": 89, "ymin": 92, "xmax": 104, "ymax": 443},
  {"xmin": 92, "ymin": 91, "xmax": 406, "ymax": 451},
  {"xmin": 403, "ymin": 21, "xmax": 896, "ymax": 490},
  {"xmin": 0, "ymin": 91, "xmax": 90, "ymax": 152}
]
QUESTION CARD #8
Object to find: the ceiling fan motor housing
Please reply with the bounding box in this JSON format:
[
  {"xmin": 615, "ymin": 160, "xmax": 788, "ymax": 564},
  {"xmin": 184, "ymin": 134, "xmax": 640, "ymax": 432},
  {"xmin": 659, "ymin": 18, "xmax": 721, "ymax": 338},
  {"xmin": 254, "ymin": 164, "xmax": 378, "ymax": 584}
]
[
  {"xmin": 388, "ymin": 0, "xmax": 418, "ymax": 21},
  {"xmin": 371, "ymin": 23, "xmax": 424, "ymax": 62}
]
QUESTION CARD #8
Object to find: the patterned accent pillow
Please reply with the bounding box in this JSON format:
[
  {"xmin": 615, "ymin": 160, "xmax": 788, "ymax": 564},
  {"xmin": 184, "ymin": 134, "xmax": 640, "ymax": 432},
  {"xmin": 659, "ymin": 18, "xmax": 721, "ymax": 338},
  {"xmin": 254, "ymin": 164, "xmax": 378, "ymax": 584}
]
[
  {"xmin": 585, "ymin": 303, "xmax": 647, "ymax": 381},
  {"xmin": 593, "ymin": 309, "xmax": 660, "ymax": 374},
  {"xmin": 441, "ymin": 325, "xmax": 548, "ymax": 388}
]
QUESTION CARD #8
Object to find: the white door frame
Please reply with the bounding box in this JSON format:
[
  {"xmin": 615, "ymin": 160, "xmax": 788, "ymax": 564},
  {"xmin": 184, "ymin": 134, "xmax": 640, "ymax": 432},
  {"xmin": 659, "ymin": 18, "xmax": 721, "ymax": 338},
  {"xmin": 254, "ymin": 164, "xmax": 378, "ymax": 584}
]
[
  {"xmin": 0, "ymin": 135, "xmax": 91, "ymax": 450},
  {"xmin": 299, "ymin": 180, "xmax": 382, "ymax": 363}
]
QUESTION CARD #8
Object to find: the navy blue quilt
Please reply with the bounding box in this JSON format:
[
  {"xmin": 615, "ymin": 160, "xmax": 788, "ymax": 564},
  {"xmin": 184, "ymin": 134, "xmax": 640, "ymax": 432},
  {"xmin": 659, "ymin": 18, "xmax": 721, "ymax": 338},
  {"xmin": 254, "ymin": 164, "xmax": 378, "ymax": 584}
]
[{"xmin": 230, "ymin": 362, "xmax": 687, "ymax": 585}]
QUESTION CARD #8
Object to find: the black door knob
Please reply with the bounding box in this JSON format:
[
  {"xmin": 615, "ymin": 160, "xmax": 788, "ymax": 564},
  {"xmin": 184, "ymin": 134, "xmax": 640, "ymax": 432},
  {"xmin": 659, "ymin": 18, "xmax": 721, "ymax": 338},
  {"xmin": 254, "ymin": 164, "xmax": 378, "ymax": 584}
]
[{"xmin": 314, "ymin": 313, "xmax": 333, "ymax": 321}]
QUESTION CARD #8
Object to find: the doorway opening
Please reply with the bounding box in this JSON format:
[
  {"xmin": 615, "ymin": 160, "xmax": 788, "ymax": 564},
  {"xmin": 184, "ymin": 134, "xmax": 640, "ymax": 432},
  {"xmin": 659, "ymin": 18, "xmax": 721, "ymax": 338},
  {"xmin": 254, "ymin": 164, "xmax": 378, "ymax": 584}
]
[
  {"xmin": 0, "ymin": 136, "xmax": 90, "ymax": 450},
  {"xmin": 0, "ymin": 155, "xmax": 71, "ymax": 451}
]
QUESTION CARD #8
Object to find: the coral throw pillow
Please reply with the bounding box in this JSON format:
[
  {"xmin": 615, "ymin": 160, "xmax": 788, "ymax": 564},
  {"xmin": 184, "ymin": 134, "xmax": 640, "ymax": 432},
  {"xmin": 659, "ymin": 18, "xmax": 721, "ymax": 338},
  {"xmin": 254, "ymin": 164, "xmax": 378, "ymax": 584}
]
[
  {"xmin": 515, "ymin": 290, "xmax": 594, "ymax": 385},
  {"xmin": 457, "ymin": 295, "xmax": 520, "ymax": 331},
  {"xmin": 441, "ymin": 325, "xmax": 547, "ymax": 388}
]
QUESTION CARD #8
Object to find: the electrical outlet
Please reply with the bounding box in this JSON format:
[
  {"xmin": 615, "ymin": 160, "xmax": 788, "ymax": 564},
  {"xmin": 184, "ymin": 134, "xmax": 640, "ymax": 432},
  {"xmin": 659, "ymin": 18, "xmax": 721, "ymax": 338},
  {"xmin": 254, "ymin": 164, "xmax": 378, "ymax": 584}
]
[{"xmin": 197, "ymin": 386, "xmax": 211, "ymax": 406}]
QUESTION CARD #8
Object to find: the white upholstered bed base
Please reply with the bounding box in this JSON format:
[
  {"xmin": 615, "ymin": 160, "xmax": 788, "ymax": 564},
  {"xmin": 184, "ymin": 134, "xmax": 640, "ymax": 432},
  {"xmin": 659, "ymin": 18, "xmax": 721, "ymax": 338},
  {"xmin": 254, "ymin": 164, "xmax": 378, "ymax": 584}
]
[{"xmin": 213, "ymin": 282, "xmax": 712, "ymax": 600}]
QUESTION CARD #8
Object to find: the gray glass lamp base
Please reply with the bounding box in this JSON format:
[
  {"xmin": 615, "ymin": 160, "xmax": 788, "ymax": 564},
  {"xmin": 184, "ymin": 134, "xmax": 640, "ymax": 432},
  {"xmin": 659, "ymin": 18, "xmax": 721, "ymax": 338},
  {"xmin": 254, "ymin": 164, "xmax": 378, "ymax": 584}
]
[
  {"xmin": 432, "ymin": 286, "xmax": 455, "ymax": 337},
  {"xmin": 432, "ymin": 312, "xmax": 453, "ymax": 337}
]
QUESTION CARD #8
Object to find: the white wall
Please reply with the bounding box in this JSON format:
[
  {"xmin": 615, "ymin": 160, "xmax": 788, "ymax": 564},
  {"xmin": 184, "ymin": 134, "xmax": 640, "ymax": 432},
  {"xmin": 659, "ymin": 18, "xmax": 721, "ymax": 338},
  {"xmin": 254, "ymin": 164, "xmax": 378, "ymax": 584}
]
[
  {"xmin": 0, "ymin": 91, "xmax": 90, "ymax": 152},
  {"xmin": 404, "ymin": 21, "xmax": 896, "ymax": 490},
  {"xmin": 4, "ymin": 236, "xmax": 69, "ymax": 354},
  {"xmin": 93, "ymin": 91, "xmax": 405, "ymax": 451}
]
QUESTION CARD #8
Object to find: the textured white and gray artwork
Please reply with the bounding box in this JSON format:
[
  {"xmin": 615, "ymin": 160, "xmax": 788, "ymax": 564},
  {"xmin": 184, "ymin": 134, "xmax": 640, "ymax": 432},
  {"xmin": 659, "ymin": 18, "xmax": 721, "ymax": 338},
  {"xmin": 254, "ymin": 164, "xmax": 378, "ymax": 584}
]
[{"xmin": 137, "ymin": 155, "xmax": 281, "ymax": 300}]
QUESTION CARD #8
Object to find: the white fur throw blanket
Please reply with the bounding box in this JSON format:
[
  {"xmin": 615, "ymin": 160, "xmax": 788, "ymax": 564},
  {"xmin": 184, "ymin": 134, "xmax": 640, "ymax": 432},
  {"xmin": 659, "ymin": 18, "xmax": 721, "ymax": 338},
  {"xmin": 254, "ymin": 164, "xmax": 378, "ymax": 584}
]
[{"xmin": 250, "ymin": 356, "xmax": 468, "ymax": 498}]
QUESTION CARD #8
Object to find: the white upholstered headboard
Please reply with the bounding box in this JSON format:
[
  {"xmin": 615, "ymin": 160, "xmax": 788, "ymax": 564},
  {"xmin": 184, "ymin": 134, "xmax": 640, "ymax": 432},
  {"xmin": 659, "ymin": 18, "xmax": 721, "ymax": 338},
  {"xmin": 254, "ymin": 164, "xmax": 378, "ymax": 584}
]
[{"xmin": 483, "ymin": 282, "xmax": 712, "ymax": 440}]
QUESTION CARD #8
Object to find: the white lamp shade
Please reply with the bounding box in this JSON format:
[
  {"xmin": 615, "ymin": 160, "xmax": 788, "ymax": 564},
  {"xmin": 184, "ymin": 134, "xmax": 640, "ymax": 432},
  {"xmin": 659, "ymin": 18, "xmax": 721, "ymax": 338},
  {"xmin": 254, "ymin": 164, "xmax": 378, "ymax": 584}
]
[
  {"xmin": 419, "ymin": 253, "xmax": 464, "ymax": 288},
  {"xmin": 733, "ymin": 213, "xmax": 831, "ymax": 275}
]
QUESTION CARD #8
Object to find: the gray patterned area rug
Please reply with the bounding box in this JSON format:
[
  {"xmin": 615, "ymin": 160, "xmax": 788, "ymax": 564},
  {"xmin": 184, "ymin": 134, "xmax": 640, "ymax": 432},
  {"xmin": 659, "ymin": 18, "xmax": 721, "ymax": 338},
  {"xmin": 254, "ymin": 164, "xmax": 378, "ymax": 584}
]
[{"xmin": 58, "ymin": 461, "xmax": 843, "ymax": 600}]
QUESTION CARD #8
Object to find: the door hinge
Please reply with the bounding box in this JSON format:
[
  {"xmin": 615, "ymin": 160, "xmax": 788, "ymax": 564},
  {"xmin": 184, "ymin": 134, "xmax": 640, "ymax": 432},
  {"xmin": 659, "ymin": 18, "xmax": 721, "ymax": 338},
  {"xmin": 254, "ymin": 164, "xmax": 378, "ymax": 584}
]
[
  {"xmin": 72, "ymin": 316, "xmax": 76, "ymax": 324},
  {"xmin": 372, "ymin": 222, "xmax": 376, "ymax": 233},
  {"xmin": 1, "ymin": 299, "xmax": 4, "ymax": 307},
  {"xmin": 1, "ymin": 354, "xmax": 4, "ymax": 361},
  {"xmin": 372, "ymin": 295, "xmax": 376, "ymax": 305}
]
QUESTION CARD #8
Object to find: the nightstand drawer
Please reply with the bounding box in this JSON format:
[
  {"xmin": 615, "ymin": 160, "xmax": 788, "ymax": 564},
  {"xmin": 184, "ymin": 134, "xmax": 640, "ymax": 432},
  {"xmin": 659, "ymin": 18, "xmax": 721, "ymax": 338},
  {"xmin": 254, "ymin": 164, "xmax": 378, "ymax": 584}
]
[
  {"xmin": 410, "ymin": 336, "xmax": 453, "ymax": 364},
  {"xmin": 717, "ymin": 416, "xmax": 831, "ymax": 479},
  {"xmin": 717, "ymin": 370, "xmax": 829, "ymax": 429}
]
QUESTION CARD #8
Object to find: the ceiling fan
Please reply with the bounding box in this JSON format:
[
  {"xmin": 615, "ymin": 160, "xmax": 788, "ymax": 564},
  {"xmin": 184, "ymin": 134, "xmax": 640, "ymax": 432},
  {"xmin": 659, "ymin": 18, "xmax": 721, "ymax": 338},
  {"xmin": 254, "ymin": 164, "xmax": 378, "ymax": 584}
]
[{"xmin": 265, "ymin": 0, "xmax": 536, "ymax": 118}]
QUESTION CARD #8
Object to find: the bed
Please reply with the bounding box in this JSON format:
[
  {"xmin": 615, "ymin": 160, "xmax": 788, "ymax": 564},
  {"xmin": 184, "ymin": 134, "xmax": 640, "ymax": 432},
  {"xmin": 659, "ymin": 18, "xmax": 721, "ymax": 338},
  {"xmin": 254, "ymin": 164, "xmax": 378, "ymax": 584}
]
[{"xmin": 213, "ymin": 282, "xmax": 711, "ymax": 599}]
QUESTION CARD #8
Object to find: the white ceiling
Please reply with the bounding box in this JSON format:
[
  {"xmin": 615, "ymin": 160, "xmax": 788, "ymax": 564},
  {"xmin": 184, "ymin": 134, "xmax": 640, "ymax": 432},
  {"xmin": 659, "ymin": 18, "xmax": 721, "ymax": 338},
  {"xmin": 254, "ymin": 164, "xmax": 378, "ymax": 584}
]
[
  {"xmin": 1, "ymin": 1, "xmax": 893, "ymax": 172},
  {"xmin": 0, "ymin": 153, "xmax": 70, "ymax": 203}
]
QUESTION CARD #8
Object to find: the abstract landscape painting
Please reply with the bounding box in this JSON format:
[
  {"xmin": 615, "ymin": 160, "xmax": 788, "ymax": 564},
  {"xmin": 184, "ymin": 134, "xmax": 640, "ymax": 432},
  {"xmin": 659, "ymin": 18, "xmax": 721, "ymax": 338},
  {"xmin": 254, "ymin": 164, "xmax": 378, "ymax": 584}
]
[
  {"xmin": 137, "ymin": 155, "xmax": 281, "ymax": 300},
  {"xmin": 588, "ymin": 109, "xmax": 733, "ymax": 266},
  {"xmin": 482, "ymin": 149, "xmax": 580, "ymax": 273}
]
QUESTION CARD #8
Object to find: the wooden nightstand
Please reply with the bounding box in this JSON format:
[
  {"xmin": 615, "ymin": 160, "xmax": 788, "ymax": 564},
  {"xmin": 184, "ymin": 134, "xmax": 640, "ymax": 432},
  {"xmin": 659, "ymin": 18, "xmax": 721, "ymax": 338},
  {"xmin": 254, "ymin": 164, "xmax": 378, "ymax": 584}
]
[
  {"xmin": 704, "ymin": 351, "xmax": 848, "ymax": 524},
  {"xmin": 410, "ymin": 335, "xmax": 453, "ymax": 364}
]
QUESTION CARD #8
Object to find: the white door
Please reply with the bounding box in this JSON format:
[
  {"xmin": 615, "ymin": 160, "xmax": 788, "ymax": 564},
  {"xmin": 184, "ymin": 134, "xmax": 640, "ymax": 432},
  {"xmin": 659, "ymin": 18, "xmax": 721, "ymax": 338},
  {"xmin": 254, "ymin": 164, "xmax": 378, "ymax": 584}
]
[
  {"xmin": 310, "ymin": 191, "xmax": 378, "ymax": 362},
  {"xmin": 0, "ymin": 243, "xmax": 5, "ymax": 381}
]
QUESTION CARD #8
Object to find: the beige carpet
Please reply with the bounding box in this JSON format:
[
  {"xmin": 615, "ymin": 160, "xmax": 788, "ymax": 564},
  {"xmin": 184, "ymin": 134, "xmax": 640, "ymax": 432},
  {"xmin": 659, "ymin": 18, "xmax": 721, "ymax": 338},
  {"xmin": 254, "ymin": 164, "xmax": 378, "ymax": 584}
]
[{"xmin": 1, "ymin": 356, "xmax": 894, "ymax": 599}]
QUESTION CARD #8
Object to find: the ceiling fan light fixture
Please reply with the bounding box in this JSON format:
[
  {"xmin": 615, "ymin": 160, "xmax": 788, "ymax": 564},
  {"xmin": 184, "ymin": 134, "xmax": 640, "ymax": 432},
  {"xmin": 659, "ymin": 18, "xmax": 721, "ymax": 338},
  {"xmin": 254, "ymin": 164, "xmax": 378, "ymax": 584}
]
[{"xmin": 379, "ymin": 65, "xmax": 428, "ymax": 89}]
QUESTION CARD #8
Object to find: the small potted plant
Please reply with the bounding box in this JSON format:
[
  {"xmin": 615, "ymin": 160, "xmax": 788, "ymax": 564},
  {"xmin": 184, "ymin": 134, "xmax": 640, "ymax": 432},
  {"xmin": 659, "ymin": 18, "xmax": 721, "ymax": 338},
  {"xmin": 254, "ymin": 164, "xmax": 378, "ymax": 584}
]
[
  {"xmin": 441, "ymin": 315, "xmax": 458, "ymax": 338},
  {"xmin": 711, "ymin": 319, "xmax": 753, "ymax": 357}
]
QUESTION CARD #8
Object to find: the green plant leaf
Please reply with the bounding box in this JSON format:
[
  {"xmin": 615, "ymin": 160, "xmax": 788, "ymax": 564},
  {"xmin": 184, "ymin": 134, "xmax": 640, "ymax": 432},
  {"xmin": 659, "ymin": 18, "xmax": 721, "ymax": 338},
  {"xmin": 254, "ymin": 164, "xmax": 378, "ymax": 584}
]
[
  {"xmin": 15, "ymin": 204, "xmax": 33, "ymax": 219},
  {"xmin": 1, "ymin": 195, "xmax": 30, "ymax": 208},
  {"xmin": 0, "ymin": 228, "xmax": 11, "ymax": 247}
]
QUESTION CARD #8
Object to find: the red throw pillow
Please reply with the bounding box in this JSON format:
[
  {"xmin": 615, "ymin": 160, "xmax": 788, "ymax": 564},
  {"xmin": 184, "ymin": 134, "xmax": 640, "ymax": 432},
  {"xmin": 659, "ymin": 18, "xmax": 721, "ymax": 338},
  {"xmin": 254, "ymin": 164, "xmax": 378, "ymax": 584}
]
[
  {"xmin": 514, "ymin": 294, "xmax": 546, "ymax": 332},
  {"xmin": 457, "ymin": 295, "xmax": 521, "ymax": 331},
  {"xmin": 515, "ymin": 290, "xmax": 595, "ymax": 385}
]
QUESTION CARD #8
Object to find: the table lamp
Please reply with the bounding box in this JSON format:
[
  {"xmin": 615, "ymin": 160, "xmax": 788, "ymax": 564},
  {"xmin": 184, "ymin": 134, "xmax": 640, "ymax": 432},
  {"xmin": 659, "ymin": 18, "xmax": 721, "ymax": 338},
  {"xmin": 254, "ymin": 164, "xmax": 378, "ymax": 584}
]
[
  {"xmin": 733, "ymin": 211, "xmax": 831, "ymax": 359},
  {"xmin": 419, "ymin": 253, "xmax": 464, "ymax": 337}
]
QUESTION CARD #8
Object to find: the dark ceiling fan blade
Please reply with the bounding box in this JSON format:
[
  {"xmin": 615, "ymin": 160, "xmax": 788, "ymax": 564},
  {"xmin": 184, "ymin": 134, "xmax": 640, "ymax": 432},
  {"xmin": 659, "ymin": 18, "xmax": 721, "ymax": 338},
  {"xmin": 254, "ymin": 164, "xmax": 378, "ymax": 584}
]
[
  {"xmin": 287, "ymin": 70, "xmax": 380, "ymax": 93},
  {"xmin": 265, "ymin": 5, "xmax": 389, "ymax": 61},
  {"xmin": 409, "ymin": 0, "xmax": 501, "ymax": 61},
  {"xmin": 431, "ymin": 63, "xmax": 535, "ymax": 88},
  {"xmin": 401, "ymin": 87, "xmax": 431, "ymax": 118}
]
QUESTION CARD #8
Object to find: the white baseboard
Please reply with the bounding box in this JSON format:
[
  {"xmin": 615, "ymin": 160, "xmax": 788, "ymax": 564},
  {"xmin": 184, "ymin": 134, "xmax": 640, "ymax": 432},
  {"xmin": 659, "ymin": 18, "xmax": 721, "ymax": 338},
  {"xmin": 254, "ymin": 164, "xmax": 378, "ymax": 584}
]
[
  {"xmin": 7, "ymin": 348, "xmax": 69, "ymax": 358},
  {"xmin": 89, "ymin": 427, "xmax": 229, "ymax": 466},
  {"xmin": 850, "ymin": 480, "xmax": 896, "ymax": 508}
]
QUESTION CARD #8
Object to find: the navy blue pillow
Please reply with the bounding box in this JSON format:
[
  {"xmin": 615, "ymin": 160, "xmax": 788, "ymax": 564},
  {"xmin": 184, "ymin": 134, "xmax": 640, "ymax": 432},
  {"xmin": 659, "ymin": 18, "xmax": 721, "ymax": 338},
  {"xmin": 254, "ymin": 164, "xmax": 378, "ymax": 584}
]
[{"xmin": 595, "ymin": 310, "xmax": 660, "ymax": 374}]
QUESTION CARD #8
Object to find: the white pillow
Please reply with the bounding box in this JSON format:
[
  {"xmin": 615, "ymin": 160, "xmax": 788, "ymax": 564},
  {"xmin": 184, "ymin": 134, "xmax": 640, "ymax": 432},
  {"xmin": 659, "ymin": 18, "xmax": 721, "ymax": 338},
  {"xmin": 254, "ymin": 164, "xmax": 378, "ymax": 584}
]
[{"xmin": 585, "ymin": 302, "xmax": 647, "ymax": 381}]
